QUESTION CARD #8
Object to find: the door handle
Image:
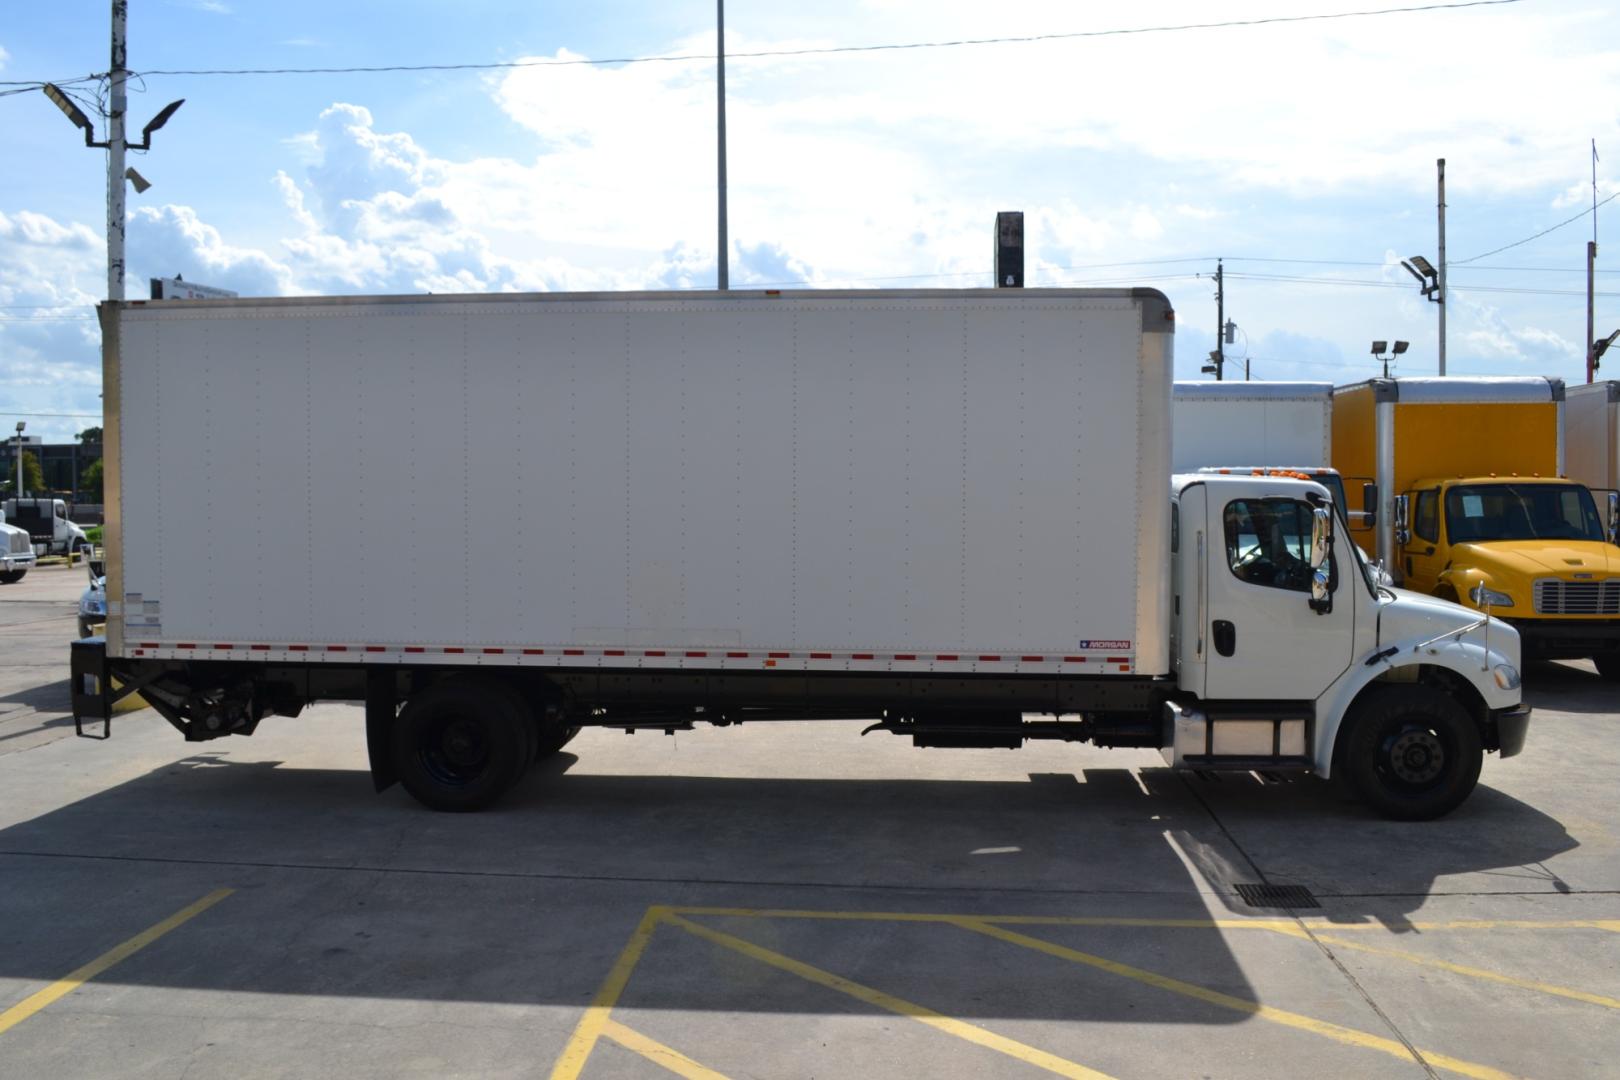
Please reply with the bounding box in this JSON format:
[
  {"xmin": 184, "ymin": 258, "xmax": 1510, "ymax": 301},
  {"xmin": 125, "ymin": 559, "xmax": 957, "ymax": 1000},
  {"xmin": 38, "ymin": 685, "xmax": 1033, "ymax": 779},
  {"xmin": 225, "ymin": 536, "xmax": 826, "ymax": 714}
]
[
  {"xmin": 1422, "ymin": 546, "xmax": 1435, "ymax": 556},
  {"xmin": 1213, "ymin": 620, "xmax": 1236, "ymax": 657}
]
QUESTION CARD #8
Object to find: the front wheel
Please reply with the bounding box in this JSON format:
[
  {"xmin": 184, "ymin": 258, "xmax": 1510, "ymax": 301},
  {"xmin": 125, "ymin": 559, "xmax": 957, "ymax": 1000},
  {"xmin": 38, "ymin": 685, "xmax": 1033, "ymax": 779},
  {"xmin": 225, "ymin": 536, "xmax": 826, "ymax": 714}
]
[
  {"xmin": 0, "ymin": 570, "xmax": 24, "ymax": 585},
  {"xmin": 1340, "ymin": 685, "xmax": 1483, "ymax": 821},
  {"xmin": 392, "ymin": 678, "xmax": 531, "ymax": 811}
]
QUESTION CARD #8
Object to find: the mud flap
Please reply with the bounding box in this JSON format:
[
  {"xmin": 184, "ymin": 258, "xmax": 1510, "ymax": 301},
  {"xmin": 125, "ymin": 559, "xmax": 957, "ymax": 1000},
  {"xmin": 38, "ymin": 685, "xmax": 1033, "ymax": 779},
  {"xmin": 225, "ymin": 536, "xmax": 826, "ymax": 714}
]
[{"xmin": 365, "ymin": 668, "xmax": 399, "ymax": 792}]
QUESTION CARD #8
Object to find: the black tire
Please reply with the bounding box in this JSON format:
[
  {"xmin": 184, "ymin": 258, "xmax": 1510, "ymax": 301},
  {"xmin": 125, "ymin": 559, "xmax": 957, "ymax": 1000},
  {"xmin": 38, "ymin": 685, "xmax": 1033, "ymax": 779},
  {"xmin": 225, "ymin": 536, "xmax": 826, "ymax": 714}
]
[
  {"xmin": 0, "ymin": 570, "xmax": 23, "ymax": 585},
  {"xmin": 1594, "ymin": 653, "xmax": 1620, "ymax": 682},
  {"xmin": 392, "ymin": 678, "xmax": 531, "ymax": 811},
  {"xmin": 1340, "ymin": 685, "xmax": 1483, "ymax": 821}
]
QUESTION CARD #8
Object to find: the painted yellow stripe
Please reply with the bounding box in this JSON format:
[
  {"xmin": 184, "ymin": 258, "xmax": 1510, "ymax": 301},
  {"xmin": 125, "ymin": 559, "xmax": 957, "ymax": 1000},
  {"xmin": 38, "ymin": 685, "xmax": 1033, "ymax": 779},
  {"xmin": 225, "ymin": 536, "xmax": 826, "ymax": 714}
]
[
  {"xmin": 550, "ymin": 905, "xmax": 668, "ymax": 1080},
  {"xmin": 953, "ymin": 918, "xmax": 1518, "ymax": 1080},
  {"xmin": 664, "ymin": 913, "xmax": 1115, "ymax": 1080},
  {"xmin": 601, "ymin": 1019, "xmax": 733, "ymax": 1080},
  {"xmin": 665, "ymin": 907, "xmax": 1618, "ymax": 934},
  {"xmin": 0, "ymin": 888, "xmax": 233, "ymax": 1037},
  {"xmin": 1293, "ymin": 929, "xmax": 1620, "ymax": 1011}
]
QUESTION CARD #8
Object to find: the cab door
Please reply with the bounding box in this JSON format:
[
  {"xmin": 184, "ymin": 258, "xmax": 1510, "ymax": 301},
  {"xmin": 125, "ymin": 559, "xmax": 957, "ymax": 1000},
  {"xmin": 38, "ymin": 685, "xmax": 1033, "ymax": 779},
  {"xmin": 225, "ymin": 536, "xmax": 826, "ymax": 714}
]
[
  {"xmin": 1402, "ymin": 488, "xmax": 1445, "ymax": 592},
  {"xmin": 1202, "ymin": 490, "xmax": 1355, "ymax": 700}
]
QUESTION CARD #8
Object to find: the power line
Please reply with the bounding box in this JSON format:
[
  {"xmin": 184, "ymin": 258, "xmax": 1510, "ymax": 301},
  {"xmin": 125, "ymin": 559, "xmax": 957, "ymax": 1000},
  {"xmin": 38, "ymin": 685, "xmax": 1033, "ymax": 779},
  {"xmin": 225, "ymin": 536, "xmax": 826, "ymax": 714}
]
[
  {"xmin": 0, "ymin": 0, "xmax": 1519, "ymax": 83},
  {"xmin": 1454, "ymin": 189, "xmax": 1620, "ymax": 265}
]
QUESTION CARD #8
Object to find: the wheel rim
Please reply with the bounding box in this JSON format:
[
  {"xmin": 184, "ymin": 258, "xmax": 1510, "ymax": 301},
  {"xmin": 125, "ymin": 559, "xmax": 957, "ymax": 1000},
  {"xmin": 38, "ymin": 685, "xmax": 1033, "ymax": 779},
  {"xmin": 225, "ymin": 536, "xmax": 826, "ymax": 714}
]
[
  {"xmin": 419, "ymin": 713, "xmax": 491, "ymax": 787},
  {"xmin": 1374, "ymin": 721, "xmax": 1450, "ymax": 792}
]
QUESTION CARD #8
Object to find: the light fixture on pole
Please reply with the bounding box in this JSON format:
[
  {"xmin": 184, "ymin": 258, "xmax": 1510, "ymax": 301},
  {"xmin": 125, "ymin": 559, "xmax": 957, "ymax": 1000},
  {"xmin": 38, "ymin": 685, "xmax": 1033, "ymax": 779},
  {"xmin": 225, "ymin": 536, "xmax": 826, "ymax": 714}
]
[
  {"xmin": 1594, "ymin": 329, "xmax": 1620, "ymax": 374},
  {"xmin": 1371, "ymin": 339, "xmax": 1409, "ymax": 379},
  {"xmin": 39, "ymin": 3, "xmax": 184, "ymax": 303},
  {"xmin": 1400, "ymin": 252, "xmax": 1444, "ymax": 376}
]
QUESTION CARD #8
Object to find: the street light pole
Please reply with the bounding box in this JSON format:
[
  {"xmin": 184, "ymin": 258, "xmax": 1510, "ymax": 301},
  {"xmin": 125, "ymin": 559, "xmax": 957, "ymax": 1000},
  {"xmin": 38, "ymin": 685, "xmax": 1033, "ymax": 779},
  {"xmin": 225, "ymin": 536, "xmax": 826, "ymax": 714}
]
[
  {"xmin": 108, "ymin": 0, "xmax": 128, "ymax": 301},
  {"xmin": 1436, "ymin": 158, "xmax": 1447, "ymax": 377},
  {"xmin": 715, "ymin": 0, "xmax": 729, "ymax": 291},
  {"xmin": 14, "ymin": 423, "xmax": 25, "ymax": 498}
]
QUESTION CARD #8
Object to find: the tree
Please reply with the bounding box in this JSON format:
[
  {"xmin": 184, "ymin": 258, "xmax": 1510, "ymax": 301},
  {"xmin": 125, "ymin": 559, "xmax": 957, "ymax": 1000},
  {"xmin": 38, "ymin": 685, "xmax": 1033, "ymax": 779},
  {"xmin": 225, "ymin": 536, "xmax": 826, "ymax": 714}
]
[
  {"xmin": 77, "ymin": 426, "xmax": 103, "ymax": 445},
  {"xmin": 9, "ymin": 451, "xmax": 46, "ymax": 497},
  {"xmin": 81, "ymin": 459, "xmax": 104, "ymax": 502}
]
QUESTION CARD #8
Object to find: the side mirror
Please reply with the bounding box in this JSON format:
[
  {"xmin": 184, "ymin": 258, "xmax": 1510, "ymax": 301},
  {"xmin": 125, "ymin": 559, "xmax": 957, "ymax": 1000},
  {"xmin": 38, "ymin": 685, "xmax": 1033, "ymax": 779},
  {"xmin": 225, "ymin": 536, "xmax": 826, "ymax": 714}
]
[
  {"xmin": 1309, "ymin": 505, "xmax": 1333, "ymax": 613},
  {"xmin": 1361, "ymin": 482, "xmax": 1378, "ymax": 527},
  {"xmin": 1393, "ymin": 494, "xmax": 1411, "ymax": 546},
  {"xmin": 1608, "ymin": 491, "xmax": 1619, "ymax": 546}
]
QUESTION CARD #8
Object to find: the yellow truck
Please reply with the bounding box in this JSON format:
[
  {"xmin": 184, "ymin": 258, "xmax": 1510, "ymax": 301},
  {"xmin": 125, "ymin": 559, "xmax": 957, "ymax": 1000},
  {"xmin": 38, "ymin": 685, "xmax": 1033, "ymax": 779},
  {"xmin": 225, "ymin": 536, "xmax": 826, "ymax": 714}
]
[{"xmin": 1333, "ymin": 376, "xmax": 1620, "ymax": 679}]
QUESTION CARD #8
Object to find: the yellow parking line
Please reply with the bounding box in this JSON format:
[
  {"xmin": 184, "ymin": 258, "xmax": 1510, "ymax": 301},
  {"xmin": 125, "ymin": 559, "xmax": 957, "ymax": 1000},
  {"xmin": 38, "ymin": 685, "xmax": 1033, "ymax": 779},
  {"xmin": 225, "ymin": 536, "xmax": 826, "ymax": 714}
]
[
  {"xmin": 601, "ymin": 1018, "xmax": 732, "ymax": 1080},
  {"xmin": 665, "ymin": 907, "xmax": 1618, "ymax": 934},
  {"xmin": 952, "ymin": 918, "xmax": 1518, "ymax": 1080},
  {"xmin": 1285, "ymin": 929, "xmax": 1620, "ymax": 1011},
  {"xmin": 0, "ymin": 888, "xmax": 233, "ymax": 1037},
  {"xmin": 664, "ymin": 913, "xmax": 1115, "ymax": 1080},
  {"xmin": 550, "ymin": 905, "xmax": 668, "ymax": 1080}
]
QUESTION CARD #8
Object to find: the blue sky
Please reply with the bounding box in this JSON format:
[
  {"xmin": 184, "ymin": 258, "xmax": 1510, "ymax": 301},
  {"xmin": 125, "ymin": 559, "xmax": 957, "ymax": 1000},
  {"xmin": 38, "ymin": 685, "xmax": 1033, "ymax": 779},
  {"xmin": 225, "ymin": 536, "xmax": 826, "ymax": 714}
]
[{"xmin": 3, "ymin": 0, "xmax": 1617, "ymax": 441}]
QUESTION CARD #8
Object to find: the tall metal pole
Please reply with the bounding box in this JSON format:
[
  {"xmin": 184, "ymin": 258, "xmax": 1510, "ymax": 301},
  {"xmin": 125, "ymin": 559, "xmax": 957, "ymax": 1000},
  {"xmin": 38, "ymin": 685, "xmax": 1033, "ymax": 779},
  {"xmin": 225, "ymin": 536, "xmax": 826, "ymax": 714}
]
[
  {"xmin": 107, "ymin": 0, "xmax": 128, "ymax": 302},
  {"xmin": 715, "ymin": 0, "xmax": 729, "ymax": 291},
  {"xmin": 1214, "ymin": 259, "xmax": 1225, "ymax": 381},
  {"xmin": 1436, "ymin": 158, "xmax": 1446, "ymax": 377},
  {"xmin": 1589, "ymin": 140, "xmax": 1599, "ymax": 384}
]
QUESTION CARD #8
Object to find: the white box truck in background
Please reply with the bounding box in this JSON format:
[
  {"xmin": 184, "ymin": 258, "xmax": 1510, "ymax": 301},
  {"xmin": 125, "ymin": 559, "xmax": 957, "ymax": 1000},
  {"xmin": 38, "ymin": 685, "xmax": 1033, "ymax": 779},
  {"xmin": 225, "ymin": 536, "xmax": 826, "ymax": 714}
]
[
  {"xmin": 1172, "ymin": 381, "xmax": 1358, "ymax": 510},
  {"xmin": 2, "ymin": 497, "xmax": 91, "ymax": 557},
  {"xmin": 74, "ymin": 288, "xmax": 1526, "ymax": 819},
  {"xmin": 1566, "ymin": 381, "xmax": 1620, "ymax": 495}
]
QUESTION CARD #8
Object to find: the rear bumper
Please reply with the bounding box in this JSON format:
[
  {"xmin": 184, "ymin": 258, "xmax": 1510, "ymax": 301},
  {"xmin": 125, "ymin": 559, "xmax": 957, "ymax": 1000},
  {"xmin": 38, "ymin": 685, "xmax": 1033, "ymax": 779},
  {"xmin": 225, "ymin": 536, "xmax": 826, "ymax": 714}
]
[
  {"xmin": 1489, "ymin": 702, "xmax": 1531, "ymax": 759},
  {"xmin": 1503, "ymin": 618, "xmax": 1620, "ymax": 660}
]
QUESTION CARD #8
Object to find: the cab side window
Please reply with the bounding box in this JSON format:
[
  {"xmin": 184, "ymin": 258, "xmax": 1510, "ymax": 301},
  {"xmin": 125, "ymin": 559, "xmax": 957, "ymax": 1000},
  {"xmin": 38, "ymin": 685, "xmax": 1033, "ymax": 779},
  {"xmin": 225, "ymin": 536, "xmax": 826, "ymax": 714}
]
[
  {"xmin": 1413, "ymin": 489, "xmax": 1438, "ymax": 543},
  {"xmin": 1223, "ymin": 499, "xmax": 1316, "ymax": 593}
]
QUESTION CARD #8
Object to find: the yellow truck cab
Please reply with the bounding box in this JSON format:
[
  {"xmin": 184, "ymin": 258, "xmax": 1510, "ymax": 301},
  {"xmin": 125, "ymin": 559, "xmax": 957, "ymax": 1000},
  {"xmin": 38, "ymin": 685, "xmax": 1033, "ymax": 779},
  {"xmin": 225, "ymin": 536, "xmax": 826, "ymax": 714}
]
[
  {"xmin": 1332, "ymin": 375, "xmax": 1620, "ymax": 679},
  {"xmin": 1394, "ymin": 476, "xmax": 1620, "ymax": 677}
]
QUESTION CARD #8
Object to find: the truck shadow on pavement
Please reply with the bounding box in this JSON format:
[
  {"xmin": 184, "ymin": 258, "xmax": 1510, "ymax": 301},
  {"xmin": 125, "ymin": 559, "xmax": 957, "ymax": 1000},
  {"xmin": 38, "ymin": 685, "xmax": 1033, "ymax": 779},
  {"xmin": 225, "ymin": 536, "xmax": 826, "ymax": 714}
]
[{"xmin": 0, "ymin": 748, "xmax": 1578, "ymax": 1014}]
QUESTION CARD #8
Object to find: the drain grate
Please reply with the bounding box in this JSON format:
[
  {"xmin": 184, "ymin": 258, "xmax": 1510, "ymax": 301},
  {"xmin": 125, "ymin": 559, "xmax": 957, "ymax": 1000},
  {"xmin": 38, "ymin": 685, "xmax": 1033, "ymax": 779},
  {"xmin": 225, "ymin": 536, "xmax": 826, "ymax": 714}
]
[{"xmin": 1234, "ymin": 883, "xmax": 1319, "ymax": 909}]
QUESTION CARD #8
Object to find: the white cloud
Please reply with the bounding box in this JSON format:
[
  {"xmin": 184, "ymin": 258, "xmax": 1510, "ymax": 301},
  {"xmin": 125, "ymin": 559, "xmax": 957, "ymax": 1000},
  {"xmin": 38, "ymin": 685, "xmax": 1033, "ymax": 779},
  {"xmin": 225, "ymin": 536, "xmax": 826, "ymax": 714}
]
[{"xmin": 0, "ymin": 44, "xmax": 10, "ymax": 72}]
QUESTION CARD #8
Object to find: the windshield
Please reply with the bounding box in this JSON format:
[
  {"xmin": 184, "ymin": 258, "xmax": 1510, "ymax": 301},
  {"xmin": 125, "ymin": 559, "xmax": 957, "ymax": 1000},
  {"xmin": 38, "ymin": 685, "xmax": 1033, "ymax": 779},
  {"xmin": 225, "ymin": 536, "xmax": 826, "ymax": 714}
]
[{"xmin": 1444, "ymin": 483, "xmax": 1605, "ymax": 543}]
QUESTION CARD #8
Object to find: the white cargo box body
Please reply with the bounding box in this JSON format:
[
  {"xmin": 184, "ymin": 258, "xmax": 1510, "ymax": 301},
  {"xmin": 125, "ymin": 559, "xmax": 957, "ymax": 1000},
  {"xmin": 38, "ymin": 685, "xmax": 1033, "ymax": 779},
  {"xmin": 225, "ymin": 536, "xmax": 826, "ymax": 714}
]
[
  {"xmin": 1171, "ymin": 381, "xmax": 1333, "ymax": 472},
  {"xmin": 1566, "ymin": 381, "xmax": 1620, "ymax": 492},
  {"xmin": 106, "ymin": 289, "xmax": 1172, "ymax": 677}
]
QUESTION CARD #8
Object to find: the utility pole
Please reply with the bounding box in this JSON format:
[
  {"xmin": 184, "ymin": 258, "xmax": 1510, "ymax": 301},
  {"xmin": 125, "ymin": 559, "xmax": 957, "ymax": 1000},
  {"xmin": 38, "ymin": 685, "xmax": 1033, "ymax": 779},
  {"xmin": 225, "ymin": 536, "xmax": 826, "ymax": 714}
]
[
  {"xmin": 715, "ymin": 0, "xmax": 729, "ymax": 290},
  {"xmin": 1437, "ymin": 158, "xmax": 1447, "ymax": 377},
  {"xmin": 42, "ymin": 3, "xmax": 182, "ymax": 303},
  {"xmin": 107, "ymin": 0, "xmax": 128, "ymax": 301},
  {"xmin": 1589, "ymin": 139, "xmax": 1599, "ymax": 384},
  {"xmin": 1215, "ymin": 259, "xmax": 1225, "ymax": 381}
]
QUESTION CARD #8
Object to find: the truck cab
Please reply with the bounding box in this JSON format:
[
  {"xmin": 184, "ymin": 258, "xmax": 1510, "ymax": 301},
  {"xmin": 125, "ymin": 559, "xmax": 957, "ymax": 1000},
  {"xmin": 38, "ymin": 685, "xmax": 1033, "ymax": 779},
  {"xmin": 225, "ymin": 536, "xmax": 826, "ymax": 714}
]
[
  {"xmin": 1171, "ymin": 473, "xmax": 1528, "ymax": 818},
  {"xmin": 2, "ymin": 497, "xmax": 90, "ymax": 557},
  {"xmin": 0, "ymin": 515, "xmax": 36, "ymax": 583},
  {"xmin": 1394, "ymin": 476, "xmax": 1620, "ymax": 678}
]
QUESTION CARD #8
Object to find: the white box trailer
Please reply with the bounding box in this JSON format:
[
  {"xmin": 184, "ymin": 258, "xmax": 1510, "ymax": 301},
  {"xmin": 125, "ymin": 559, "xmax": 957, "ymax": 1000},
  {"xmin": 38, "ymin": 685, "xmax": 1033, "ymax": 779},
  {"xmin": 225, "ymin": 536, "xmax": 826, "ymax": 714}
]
[
  {"xmin": 74, "ymin": 288, "xmax": 1526, "ymax": 819},
  {"xmin": 1566, "ymin": 381, "xmax": 1620, "ymax": 493},
  {"xmin": 1172, "ymin": 381, "xmax": 1355, "ymax": 509}
]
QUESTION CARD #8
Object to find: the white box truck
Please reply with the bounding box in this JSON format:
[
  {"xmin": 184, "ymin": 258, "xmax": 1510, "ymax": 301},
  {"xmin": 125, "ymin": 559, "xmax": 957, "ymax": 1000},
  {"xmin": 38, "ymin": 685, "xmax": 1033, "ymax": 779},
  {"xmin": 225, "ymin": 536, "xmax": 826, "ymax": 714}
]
[
  {"xmin": 73, "ymin": 288, "xmax": 1527, "ymax": 819},
  {"xmin": 1172, "ymin": 380, "xmax": 1358, "ymax": 511},
  {"xmin": 1567, "ymin": 381, "xmax": 1620, "ymax": 495}
]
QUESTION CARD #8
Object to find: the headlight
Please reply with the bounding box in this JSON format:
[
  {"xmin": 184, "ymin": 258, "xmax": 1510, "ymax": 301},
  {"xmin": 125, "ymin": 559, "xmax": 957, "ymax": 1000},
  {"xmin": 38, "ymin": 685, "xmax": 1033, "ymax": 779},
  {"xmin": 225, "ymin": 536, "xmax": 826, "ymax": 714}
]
[
  {"xmin": 1493, "ymin": 664, "xmax": 1521, "ymax": 691},
  {"xmin": 1469, "ymin": 584, "xmax": 1514, "ymax": 608},
  {"xmin": 79, "ymin": 595, "xmax": 106, "ymax": 617}
]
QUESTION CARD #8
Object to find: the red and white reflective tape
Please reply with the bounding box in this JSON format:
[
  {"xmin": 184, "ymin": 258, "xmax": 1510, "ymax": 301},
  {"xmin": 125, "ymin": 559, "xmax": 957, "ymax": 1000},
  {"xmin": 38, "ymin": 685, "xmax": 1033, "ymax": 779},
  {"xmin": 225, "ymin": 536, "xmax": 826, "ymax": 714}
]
[{"xmin": 123, "ymin": 642, "xmax": 1133, "ymax": 672}]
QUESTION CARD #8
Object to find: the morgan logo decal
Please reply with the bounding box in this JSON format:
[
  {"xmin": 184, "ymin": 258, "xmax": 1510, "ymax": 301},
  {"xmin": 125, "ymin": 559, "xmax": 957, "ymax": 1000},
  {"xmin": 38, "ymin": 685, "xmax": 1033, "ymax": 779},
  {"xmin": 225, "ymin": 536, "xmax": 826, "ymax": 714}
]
[{"xmin": 1078, "ymin": 639, "xmax": 1131, "ymax": 650}]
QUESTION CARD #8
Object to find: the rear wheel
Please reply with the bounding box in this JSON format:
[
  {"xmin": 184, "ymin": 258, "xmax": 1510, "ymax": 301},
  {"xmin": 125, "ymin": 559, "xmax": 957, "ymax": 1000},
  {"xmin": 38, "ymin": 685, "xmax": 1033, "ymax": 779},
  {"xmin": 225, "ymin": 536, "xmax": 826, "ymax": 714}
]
[
  {"xmin": 392, "ymin": 678, "xmax": 530, "ymax": 811},
  {"xmin": 0, "ymin": 570, "xmax": 23, "ymax": 585},
  {"xmin": 1341, "ymin": 685, "xmax": 1482, "ymax": 821},
  {"xmin": 1594, "ymin": 653, "xmax": 1620, "ymax": 682}
]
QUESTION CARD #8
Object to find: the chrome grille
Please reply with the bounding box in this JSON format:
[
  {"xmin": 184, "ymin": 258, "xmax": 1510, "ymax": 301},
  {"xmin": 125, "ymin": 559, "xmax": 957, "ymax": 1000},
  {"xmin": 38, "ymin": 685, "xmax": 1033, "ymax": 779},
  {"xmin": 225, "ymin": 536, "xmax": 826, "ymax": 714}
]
[
  {"xmin": 1534, "ymin": 578, "xmax": 1620, "ymax": 616},
  {"xmin": 6, "ymin": 529, "xmax": 31, "ymax": 556}
]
